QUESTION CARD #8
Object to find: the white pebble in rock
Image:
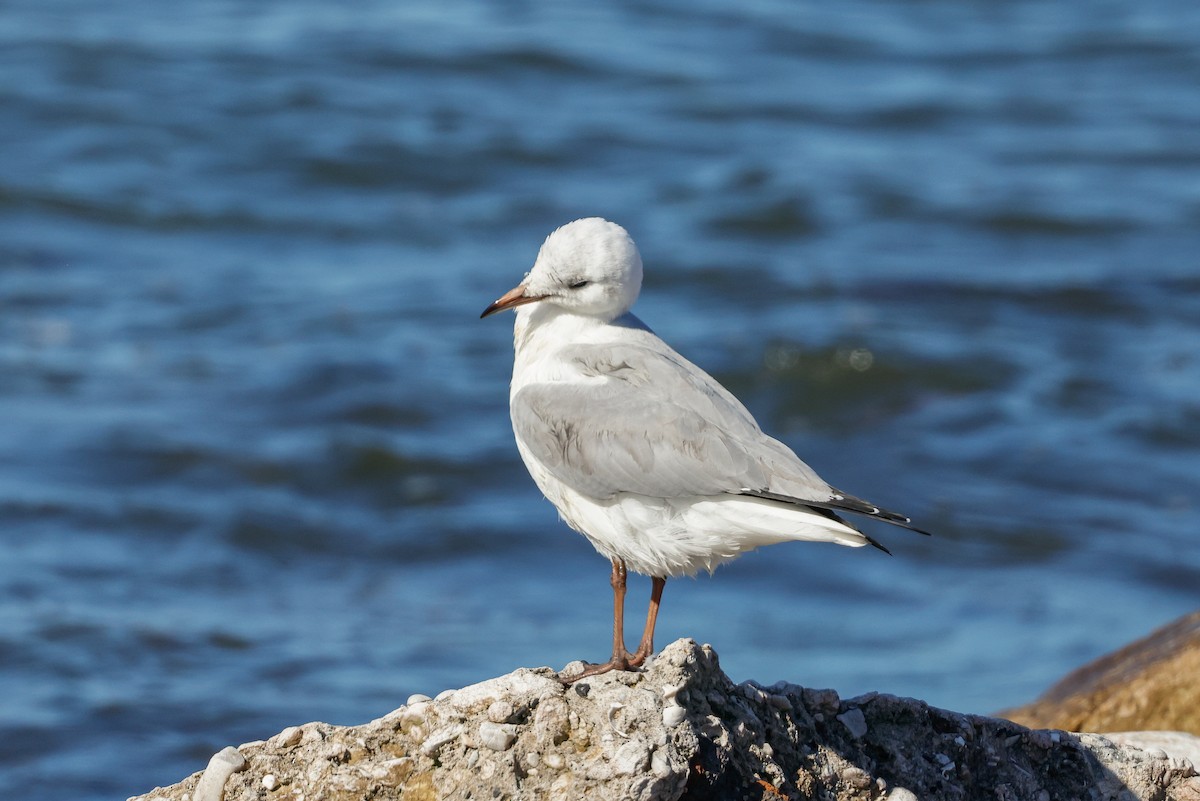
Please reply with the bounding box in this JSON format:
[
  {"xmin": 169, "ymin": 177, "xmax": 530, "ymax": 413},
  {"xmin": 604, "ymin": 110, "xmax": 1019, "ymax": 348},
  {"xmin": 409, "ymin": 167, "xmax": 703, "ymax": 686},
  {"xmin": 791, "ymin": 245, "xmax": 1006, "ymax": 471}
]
[
  {"xmin": 435, "ymin": 689, "xmax": 456, "ymax": 702},
  {"xmin": 662, "ymin": 706, "xmax": 686, "ymax": 727},
  {"xmin": 399, "ymin": 703, "xmax": 429, "ymax": 728},
  {"xmin": 887, "ymin": 788, "xmax": 920, "ymax": 801},
  {"xmin": 421, "ymin": 725, "xmax": 463, "ymax": 756},
  {"xmin": 274, "ymin": 726, "xmax": 303, "ymax": 748},
  {"xmin": 262, "ymin": 774, "xmax": 279, "ymax": 791},
  {"xmin": 487, "ymin": 700, "xmax": 515, "ymax": 724},
  {"xmin": 193, "ymin": 746, "xmax": 248, "ymax": 801},
  {"xmin": 478, "ymin": 721, "xmax": 517, "ymax": 751},
  {"xmin": 406, "ymin": 693, "xmax": 432, "ymax": 706}
]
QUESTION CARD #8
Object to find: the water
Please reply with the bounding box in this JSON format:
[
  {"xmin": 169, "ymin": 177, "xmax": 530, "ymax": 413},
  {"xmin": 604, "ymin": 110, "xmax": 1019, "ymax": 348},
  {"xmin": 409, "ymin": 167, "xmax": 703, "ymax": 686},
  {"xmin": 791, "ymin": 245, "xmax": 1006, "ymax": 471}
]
[{"xmin": 1, "ymin": 1, "xmax": 1198, "ymax": 797}]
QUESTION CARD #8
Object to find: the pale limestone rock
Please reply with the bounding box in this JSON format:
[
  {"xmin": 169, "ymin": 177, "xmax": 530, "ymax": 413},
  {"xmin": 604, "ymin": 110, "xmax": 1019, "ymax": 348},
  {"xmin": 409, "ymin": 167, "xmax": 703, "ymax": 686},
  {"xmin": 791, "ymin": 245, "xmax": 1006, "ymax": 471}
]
[
  {"xmin": 1105, "ymin": 730, "xmax": 1200, "ymax": 770},
  {"xmin": 127, "ymin": 639, "xmax": 1200, "ymax": 801}
]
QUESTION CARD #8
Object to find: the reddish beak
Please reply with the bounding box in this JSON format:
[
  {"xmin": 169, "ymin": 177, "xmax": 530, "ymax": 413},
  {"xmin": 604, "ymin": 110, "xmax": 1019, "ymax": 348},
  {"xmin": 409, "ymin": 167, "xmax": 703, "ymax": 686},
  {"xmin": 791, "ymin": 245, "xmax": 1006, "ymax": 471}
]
[{"xmin": 480, "ymin": 285, "xmax": 546, "ymax": 318}]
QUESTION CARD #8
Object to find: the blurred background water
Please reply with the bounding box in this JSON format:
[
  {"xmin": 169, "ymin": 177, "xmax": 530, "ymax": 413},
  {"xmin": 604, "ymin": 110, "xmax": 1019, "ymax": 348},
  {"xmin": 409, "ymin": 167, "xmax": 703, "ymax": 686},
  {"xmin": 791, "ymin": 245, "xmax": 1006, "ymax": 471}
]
[{"xmin": 1, "ymin": 1, "xmax": 1198, "ymax": 797}]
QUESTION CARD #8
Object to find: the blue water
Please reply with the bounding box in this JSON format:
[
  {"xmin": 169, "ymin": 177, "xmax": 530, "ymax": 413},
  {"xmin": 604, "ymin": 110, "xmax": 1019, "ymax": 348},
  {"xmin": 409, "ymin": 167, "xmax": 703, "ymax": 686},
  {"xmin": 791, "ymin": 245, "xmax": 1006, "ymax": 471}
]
[{"xmin": 2, "ymin": 1, "xmax": 1199, "ymax": 798}]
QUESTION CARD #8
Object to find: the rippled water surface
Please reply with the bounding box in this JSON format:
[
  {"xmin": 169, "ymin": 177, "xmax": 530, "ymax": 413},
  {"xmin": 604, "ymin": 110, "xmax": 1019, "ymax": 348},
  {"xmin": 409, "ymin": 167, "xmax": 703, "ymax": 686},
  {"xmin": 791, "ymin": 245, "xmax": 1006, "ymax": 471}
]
[{"xmin": 2, "ymin": 2, "xmax": 1199, "ymax": 798}]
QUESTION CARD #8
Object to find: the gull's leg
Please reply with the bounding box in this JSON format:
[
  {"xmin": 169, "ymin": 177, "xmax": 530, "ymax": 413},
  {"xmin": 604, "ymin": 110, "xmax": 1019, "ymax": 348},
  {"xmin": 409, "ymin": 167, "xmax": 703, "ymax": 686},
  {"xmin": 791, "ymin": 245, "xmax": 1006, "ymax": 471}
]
[
  {"xmin": 607, "ymin": 559, "xmax": 630, "ymax": 666},
  {"xmin": 625, "ymin": 576, "xmax": 665, "ymax": 667},
  {"xmin": 561, "ymin": 559, "xmax": 631, "ymax": 683}
]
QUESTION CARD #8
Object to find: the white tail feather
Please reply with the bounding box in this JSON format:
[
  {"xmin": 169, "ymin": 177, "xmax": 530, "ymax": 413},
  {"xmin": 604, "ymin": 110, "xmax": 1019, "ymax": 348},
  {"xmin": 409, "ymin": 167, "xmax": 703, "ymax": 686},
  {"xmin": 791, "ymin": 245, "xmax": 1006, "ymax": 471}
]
[{"xmin": 681, "ymin": 496, "xmax": 868, "ymax": 550}]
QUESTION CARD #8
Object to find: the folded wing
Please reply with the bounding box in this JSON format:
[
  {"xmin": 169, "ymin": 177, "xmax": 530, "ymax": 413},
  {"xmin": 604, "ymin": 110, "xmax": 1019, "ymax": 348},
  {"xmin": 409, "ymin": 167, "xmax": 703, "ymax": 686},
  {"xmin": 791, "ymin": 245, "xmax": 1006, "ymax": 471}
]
[{"xmin": 512, "ymin": 340, "xmax": 833, "ymax": 502}]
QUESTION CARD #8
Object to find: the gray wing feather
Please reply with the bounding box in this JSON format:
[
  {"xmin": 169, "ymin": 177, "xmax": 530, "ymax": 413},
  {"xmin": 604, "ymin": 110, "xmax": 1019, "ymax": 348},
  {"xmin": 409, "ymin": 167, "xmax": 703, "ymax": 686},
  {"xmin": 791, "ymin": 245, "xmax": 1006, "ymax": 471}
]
[{"xmin": 511, "ymin": 340, "xmax": 833, "ymax": 501}]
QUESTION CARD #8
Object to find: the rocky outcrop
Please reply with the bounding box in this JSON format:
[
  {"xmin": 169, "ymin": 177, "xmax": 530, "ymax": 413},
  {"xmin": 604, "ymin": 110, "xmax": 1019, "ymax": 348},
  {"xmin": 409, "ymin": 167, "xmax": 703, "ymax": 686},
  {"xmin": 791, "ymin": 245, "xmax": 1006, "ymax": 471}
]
[
  {"xmin": 133, "ymin": 642, "xmax": 1200, "ymax": 801},
  {"xmin": 131, "ymin": 639, "xmax": 1199, "ymax": 801},
  {"xmin": 1003, "ymin": 610, "xmax": 1200, "ymax": 738}
]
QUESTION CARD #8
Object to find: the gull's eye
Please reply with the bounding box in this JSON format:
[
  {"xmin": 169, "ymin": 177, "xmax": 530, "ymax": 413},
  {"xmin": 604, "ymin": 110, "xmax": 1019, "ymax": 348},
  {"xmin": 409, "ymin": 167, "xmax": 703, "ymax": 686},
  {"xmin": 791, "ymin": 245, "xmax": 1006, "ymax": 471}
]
[{"xmin": 568, "ymin": 280, "xmax": 590, "ymax": 290}]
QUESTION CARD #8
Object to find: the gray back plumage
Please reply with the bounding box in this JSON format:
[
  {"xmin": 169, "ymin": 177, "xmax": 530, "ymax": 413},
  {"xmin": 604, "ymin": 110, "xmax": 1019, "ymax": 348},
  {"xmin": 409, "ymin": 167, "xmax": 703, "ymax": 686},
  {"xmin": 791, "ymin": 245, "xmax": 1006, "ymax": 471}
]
[{"xmin": 511, "ymin": 323, "xmax": 834, "ymax": 503}]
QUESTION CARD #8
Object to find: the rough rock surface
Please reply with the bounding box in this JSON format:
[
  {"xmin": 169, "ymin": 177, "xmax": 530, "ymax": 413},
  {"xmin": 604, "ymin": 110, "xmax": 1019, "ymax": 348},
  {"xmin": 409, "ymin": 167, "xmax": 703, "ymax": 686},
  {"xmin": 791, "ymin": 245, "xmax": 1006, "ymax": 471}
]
[
  {"xmin": 1106, "ymin": 732, "xmax": 1200, "ymax": 773},
  {"xmin": 131, "ymin": 639, "xmax": 1200, "ymax": 801},
  {"xmin": 1003, "ymin": 610, "xmax": 1200, "ymax": 736}
]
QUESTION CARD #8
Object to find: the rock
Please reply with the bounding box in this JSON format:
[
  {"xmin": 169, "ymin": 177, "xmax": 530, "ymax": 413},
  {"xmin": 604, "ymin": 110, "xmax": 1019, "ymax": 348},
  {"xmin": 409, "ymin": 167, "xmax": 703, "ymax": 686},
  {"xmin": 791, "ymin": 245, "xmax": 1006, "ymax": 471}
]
[
  {"xmin": 1003, "ymin": 610, "xmax": 1200, "ymax": 736},
  {"xmin": 191, "ymin": 746, "xmax": 247, "ymax": 801},
  {"xmin": 420, "ymin": 724, "xmax": 463, "ymax": 755},
  {"xmin": 662, "ymin": 705, "xmax": 687, "ymax": 727},
  {"xmin": 271, "ymin": 726, "xmax": 302, "ymax": 749},
  {"xmin": 128, "ymin": 639, "xmax": 1200, "ymax": 801},
  {"xmin": 476, "ymin": 721, "xmax": 516, "ymax": 751},
  {"xmin": 837, "ymin": 707, "xmax": 869, "ymax": 739},
  {"xmin": 1104, "ymin": 731, "xmax": 1200, "ymax": 771}
]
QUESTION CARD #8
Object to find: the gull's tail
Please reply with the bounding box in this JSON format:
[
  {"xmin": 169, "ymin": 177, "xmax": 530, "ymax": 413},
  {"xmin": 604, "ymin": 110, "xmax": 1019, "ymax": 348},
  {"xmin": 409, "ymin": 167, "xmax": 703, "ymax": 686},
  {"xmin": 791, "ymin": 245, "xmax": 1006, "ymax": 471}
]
[
  {"xmin": 737, "ymin": 487, "xmax": 931, "ymax": 554},
  {"xmin": 678, "ymin": 495, "xmax": 879, "ymax": 557}
]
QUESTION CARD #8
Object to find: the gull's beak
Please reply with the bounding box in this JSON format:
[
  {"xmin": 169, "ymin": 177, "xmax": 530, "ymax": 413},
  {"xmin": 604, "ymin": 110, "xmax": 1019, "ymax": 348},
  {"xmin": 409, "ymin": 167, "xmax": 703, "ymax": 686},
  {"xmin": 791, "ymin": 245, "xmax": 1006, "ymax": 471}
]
[{"xmin": 480, "ymin": 284, "xmax": 546, "ymax": 319}]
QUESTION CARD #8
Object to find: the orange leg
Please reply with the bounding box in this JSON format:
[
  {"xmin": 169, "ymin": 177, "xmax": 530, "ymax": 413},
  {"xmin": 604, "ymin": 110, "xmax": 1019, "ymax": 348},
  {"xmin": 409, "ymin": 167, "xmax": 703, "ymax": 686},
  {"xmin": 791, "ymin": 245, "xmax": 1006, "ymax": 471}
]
[
  {"xmin": 626, "ymin": 576, "xmax": 665, "ymax": 667},
  {"xmin": 561, "ymin": 559, "xmax": 632, "ymax": 683}
]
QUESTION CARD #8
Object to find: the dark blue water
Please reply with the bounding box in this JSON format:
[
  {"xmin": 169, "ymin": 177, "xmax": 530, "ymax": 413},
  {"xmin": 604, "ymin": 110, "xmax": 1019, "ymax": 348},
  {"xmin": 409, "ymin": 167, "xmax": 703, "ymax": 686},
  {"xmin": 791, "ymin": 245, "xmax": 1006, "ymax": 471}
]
[{"xmin": 2, "ymin": 1, "xmax": 1198, "ymax": 798}]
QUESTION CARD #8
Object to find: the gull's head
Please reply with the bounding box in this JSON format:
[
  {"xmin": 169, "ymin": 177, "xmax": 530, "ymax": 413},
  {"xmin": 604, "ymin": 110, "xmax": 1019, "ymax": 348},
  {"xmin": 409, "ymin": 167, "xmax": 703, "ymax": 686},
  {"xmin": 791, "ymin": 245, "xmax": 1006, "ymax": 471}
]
[{"xmin": 481, "ymin": 218, "xmax": 643, "ymax": 323}]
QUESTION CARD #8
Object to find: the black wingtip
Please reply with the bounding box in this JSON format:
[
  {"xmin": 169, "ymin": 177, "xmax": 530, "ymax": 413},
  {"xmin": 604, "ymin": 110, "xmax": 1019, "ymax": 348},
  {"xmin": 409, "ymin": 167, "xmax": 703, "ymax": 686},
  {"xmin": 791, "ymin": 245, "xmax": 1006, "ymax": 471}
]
[
  {"xmin": 894, "ymin": 516, "xmax": 933, "ymax": 537},
  {"xmin": 866, "ymin": 534, "xmax": 893, "ymax": 556},
  {"xmin": 739, "ymin": 487, "xmax": 931, "ymax": 539}
]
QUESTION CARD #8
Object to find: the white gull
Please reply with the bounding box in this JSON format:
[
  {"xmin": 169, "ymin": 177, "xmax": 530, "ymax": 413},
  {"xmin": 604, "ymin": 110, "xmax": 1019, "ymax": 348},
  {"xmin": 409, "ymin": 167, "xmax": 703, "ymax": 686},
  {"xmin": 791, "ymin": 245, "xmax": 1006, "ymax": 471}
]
[{"xmin": 481, "ymin": 217, "xmax": 927, "ymax": 680}]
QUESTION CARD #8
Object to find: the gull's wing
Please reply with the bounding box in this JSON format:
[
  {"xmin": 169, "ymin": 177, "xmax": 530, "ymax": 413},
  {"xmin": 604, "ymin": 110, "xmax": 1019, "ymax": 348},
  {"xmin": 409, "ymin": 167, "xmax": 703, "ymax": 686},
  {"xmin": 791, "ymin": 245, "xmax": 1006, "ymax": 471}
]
[{"xmin": 511, "ymin": 337, "xmax": 836, "ymax": 502}]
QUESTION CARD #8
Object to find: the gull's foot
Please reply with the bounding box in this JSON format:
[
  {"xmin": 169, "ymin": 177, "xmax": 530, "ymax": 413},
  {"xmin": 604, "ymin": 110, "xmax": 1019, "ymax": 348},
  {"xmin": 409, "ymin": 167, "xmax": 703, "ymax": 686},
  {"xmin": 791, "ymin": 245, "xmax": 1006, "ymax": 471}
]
[
  {"xmin": 624, "ymin": 647, "xmax": 652, "ymax": 668},
  {"xmin": 559, "ymin": 655, "xmax": 636, "ymax": 684}
]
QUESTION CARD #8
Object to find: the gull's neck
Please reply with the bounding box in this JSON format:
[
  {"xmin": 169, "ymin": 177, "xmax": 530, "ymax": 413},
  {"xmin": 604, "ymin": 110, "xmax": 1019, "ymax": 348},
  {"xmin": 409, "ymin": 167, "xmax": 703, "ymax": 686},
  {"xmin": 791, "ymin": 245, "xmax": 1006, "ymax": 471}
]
[
  {"xmin": 513, "ymin": 303, "xmax": 608, "ymax": 355},
  {"xmin": 509, "ymin": 303, "xmax": 654, "ymax": 395},
  {"xmin": 513, "ymin": 302, "xmax": 650, "ymax": 348}
]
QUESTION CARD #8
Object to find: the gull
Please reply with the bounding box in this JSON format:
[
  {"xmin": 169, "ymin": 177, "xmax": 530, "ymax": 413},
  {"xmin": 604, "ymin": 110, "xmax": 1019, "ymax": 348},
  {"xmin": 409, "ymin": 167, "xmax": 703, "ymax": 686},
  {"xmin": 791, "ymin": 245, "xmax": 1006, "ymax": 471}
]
[{"xmin": 481, "ymin": 218, "xmax": 928, "ymax": 681}]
